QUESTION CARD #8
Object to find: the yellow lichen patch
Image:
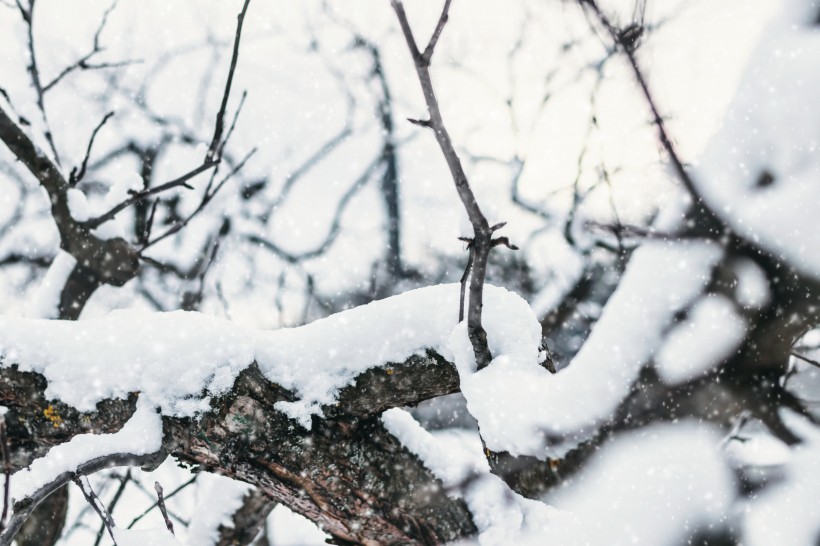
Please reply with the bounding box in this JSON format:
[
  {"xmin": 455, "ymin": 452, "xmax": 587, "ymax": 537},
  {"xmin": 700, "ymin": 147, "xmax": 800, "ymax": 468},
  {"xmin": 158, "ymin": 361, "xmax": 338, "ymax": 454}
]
[{"xmin": 43, "ymin": 405, "xmax": 63, "ymax": 428}]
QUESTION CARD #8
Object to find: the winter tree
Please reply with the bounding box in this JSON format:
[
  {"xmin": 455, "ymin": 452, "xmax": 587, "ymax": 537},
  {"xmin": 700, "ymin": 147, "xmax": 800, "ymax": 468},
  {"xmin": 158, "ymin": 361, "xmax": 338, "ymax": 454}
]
[{"xmin": 0, "ymin": 0, "xmax": 818, "ymax": 544}]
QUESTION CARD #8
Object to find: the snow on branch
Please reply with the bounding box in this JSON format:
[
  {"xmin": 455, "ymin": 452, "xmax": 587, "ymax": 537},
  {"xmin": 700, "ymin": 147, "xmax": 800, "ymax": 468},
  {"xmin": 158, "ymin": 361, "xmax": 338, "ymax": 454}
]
[{"xmin": 693, "ymin": 4, "xmax": 820, "ymax": 280}]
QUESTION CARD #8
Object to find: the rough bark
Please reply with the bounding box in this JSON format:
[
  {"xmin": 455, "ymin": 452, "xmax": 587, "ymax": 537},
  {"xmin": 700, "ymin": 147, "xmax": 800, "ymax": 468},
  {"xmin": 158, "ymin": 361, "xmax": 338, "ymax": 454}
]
[{"xmin": 0, "ymin": 354, "xmax": 476, "ymax": 545}]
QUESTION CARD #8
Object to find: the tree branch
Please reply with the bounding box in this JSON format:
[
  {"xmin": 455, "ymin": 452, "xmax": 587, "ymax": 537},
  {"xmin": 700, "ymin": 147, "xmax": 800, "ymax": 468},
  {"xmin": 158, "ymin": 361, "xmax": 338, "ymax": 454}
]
[
  {"xmin": 391, "ymin": 0, "xmax": 507, "ymax": 370},
  {"xmin": 0, "ymin": 350, "xmax": 474, "ymax": 545}
]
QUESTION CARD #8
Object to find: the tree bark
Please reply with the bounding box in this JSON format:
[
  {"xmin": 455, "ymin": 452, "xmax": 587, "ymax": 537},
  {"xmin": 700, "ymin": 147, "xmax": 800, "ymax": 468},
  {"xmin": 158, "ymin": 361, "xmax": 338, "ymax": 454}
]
[{"xmin": 1, "ymin": 354, "xmax": 475, "ymax": 545}]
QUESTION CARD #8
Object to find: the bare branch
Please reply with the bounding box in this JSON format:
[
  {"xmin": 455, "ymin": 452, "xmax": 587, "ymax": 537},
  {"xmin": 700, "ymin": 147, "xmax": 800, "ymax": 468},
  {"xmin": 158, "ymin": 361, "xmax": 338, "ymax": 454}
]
[
  {"xmin": 0, "ymin": 420, "xmax": 10, "ymax": 533},
  {"xmin": 126, "ymin": 476, "xmax": 197, "ymax": 530},
  {"xmin": 69, "ymin": 111, "xmax": 114, "ymax": 187},
  {"xmin": 206, "ymin": 0, "xmax": 252, "ymax": 162},
  {"xmin": 92, "ymin": 471, "xmax": 130, "ymax": 546},
  {"xmin": 82, "ymin": 160, "xmax": 217, "ymax": 230},
  {"xmin": 579, "ymin": 0, "xmax": 722, "ymax": 232},
  {"xmin": 421, "ymin": 0, "xmax": 452, "ymax": 64},
  {"xmin": 792, "ymin": 351, "xmax": 820, "ymax": 369},
  {"xmin": 83, "ymin": 0, "xmax": 253, "ymax": 230},
  {"xmin": 73, "ymin": 477, "xmax": 117, "ymax": 546},
  {"xmin": 142, "ymin": 148, "xmax": 256, "ymax": 251},
  {"xmin": 391, "ymin": 0, "xmax": 509, "ymax": 369},
  {"xmin": 153, "ymin": 482, "xmax": 174, "ymax": 535}
]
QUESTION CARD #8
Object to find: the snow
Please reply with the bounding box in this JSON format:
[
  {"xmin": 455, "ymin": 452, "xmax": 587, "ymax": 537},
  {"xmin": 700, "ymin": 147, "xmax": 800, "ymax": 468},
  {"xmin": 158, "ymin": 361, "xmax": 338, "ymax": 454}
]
[
  {"xmin": 2, "ymin": 246, "xmax": 727, "ymax": 460},
  {"xmin": 385, "ymin": 409, "xmax": 734, "ymax": 546},
  {"xmin": 114, "ymin": 527, "xmax": 183, "ymax": 546},
  {"xmin": 66, "ymin": 188, "xmax": 91, "ymax": 223},
  {"xmin": 267, "ymin": 505, "xmax": 330, "ymax": 546},
  {"xmin": 185, "ymin": 474, "xmax": 252, "ymax": 546},
  {"xmin": 694, "ymin": 0, "xmax": 820, "ymax": 280},
  {"xmin": 455, "ymin": 240, "xmax": 722, "ymax": 457},
  {"xmin": 734, "ymin": 258, "xmax": 770, "ymax": 310},
  {"xmin": 544, "ymin": 422, "xmax": 735, "ymax": 546},
  {"xmin": 10, "ymin": 397, "xmax": 163, "ymax": 503},
  {"xmin": 382, "ymin": 408, "xmax": 560, "ymax": 546},
  {"xmin": 656, "ymin": 294, "xmax": 747, "ymax": 385},
  {"xmin": 382, "ymin": 408, "xmax": 487, "ymax": 487},
  {"xmin": 25, "ymin": 250, "xmax": 76, "ymax": 319},
  {"xmin": 744, "ymin": 412, "xmax": 820, "ymax": 546},
  {"xmin": 0, "ymin": 310, "xmax": 255, "ymax": 416},
  {"xmin": 251, "ymin": 283, "xmax": 537, "ymax": 428},
  {"xmin": 0, "ymin": 283, "xmax": 543, "ymax": 431},
  {"xmin": 725, "ymin": 429, "xmax": 791, "ymax": 468}
]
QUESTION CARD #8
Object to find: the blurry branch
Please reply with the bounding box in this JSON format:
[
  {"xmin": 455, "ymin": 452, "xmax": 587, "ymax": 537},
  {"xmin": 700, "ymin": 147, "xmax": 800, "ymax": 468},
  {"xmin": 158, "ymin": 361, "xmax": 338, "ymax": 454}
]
[
  {"xmin": 791, "ymin": 352, "xmax": 820, "ymax": 369},
  {"xmin": 352, "ymin": 35, "xmax": 403, "ymax": 277},
  {"xmin": 392, "ymin": 0, "xmax": 514, "ymax": 369},
  {"xmin": 142, "ymin": 147, "xmax": 255, "ymax": 251},
  {"xmin": 141, "ymin": 217, "xmax": 230, "ymax": 311},
  {"xmin": 83, "ymin": 0, "xmax": 253, "ymax": 231},
  {"xmin": 41, "ymin": 0, "xmax": 138, "ymax": 94},
  {"xmin": 213, "ymin": 489, "xmax": 274, "ymax": 546},
  {"xmin": 126, "ymin": 476, "xmax": 197, "ymax": 530},
  {"xmin": 246, "ymin": 153, "xmax": 381, "ymax": 263},
  {"xmin": 579, "ymin": 0, "xmax": 721, "ymax": 231},
  {"xmin": 69, "ymin": 111, "xmax": 114, "ymax": 187},
  {"xmin": 15, "ymin": 0, "xmax": 60, "ymax": 164},
  {"xmin": 73, "ymin": 477, "xmax": 117, "ymax": 545},
  {"xmin": 92, "ymin": 470, "xmax": 130, "ymax": 546}
]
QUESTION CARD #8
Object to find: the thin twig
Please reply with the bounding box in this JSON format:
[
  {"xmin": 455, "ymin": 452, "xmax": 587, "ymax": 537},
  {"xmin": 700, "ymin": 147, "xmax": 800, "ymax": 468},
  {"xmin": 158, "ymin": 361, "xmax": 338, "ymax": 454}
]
[
  {"xmin": 153, "ymin": 482, "xmax": 174, "ymax": 535},
  {"xmin": 84, "ymin": 0, "xmax": 252, "ymax": 229},
  {"xmin": 70, "ymin": 111, "xmax": 114, "ymax": 187},
  {"xmin": 579, "ymin": 0, "xmax": 721, "ymax": 232},
  {"xmin": 73, "ymin": 476, "xmax": 117, "ymax": 546},
  {"xmin": 93, "ymin": 470, "xmax": 131, "ymax": 546},
  {"xmin": 18, "ymin": 0, "xmax": 61, "ymax": 164},
  {"xmin": 142, "ymin": 147, "xmax": 256, "ymax": 251},
  {"xmin": 0, "ymin": 420, "xmax": 10, "ymax": 533},
  {"xmin": 792, "ymin": 352, "xmax": 820, "ymax": 369},
  {"xmin": 206, "ymin": 0, "xmax": 252, "ymax": 162},
  {"xmin": 127, "ymin": 475, "xmax": 197, "ymax": 529}
]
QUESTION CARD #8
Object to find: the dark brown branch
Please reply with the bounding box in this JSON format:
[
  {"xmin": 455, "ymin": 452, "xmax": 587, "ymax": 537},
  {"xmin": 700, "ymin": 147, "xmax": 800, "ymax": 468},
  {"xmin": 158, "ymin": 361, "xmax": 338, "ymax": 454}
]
[
  {"xmin": 391, "ymin": 0, "xmax": 502, "ymax": 369},
  {"xmin": 84, "ymin": 0, "xmax": 252, "ymax": 230},
  {"xmin": 0, "ymin": 351, "xmax": 475, "ymax": 545},
  {"xmin": 142, "ymin": 148, "xmax": 255, "ymax": 251},
  {"xmin": 82, "ymin": 160, "xmax": 217, "ymax": 229},
  {"xmin": 0, "ymin": 106, "xmax": 140, "ymax": 288}
]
